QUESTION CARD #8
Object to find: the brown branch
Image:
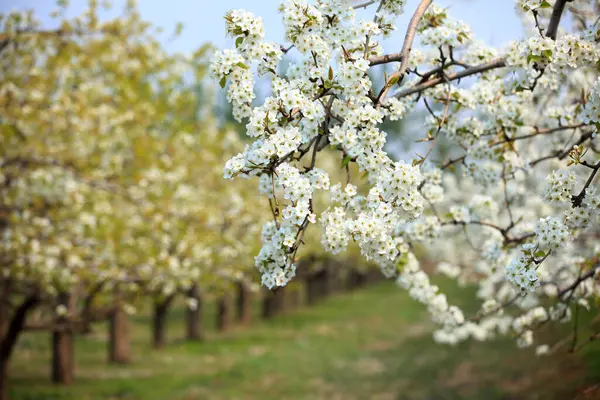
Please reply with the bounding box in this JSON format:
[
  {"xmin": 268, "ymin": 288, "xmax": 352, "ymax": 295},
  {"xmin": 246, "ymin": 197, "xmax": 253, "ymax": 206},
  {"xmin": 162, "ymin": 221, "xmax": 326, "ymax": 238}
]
[
  {"xmin": 0, "ymin": 294, "xmax": 39, "ymax": 364},
  {"xmin": 376, "ymin": 0, "xmax": 433, "ymax": 105},
  {"xmin": 369, "ymin": 52, "xmax": 404, "ymax": 66},
  {"xmin": 558, "ymin": 263, "xmax": 600, "ymax": 299},
  {"xmin": 532, "ymin": 10, "xmax": 546, "ymax": 36},
  {"xmin": 25, "ymin": 307, "xmax": 116, "ymax": 332},
  {"xmin": 443, "ymin": 219, "xmax": 534, "ymax": 246},
  {"xmin": 573, "ymin": 332, "xmax": 600, "ymax": 353},
  {"xmin": 440, "ymin": 155, "xmax": 466, "ymax": 169},
  {"xmin": 415, "ymin": 87, "xmax": 451, "ymax": 165},
  {"xmin": 393, "ymin": 58, "xmax": 506, "ymax": 99},
  {"xmin": 80, "ymin": 281, "xmax": 106, "ymax": 332},
  {"xmin": 528, "ymin": 130, "xmax": 596, "ymax": 167},
  {"xmin": 417, "ymin": 60, "xmax": 471, "ymax": 83},
  {"xmin": 471, "ymin": 294, "xmax": 520, "ymax": 323},
  {"xmin": 280, "ymin": 44, "xmax": 294, "ymax": 54},
  {"xmin": 572, "ymin": 162, "xmax": 600, "ymax": 207},
  {"xmin": 353, "ymin": 0, "xmax": 379, "ymax": 9},
  {"xmin": 546, "ymin": 0, "xmax": 573, "ymax": 40},
  {"xmin": 491, "ymin": 123, "xmax": 586, "ymax": 147}
]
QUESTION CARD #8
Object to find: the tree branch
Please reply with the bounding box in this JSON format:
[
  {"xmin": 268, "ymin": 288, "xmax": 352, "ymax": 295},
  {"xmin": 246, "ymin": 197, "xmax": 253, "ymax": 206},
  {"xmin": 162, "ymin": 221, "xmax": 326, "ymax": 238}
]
[
  {"xmin": 572, "ymin": 161, "xmax": 600, "ymax": 207},
  {"xmin": 491, "ymin": 124, "xmax": 586, "ymax": 147},
  {"xmin": 393, "ymin": 58, "xmax": 506, "ymax": 99},
  {"xmin": 546, "ymin": 0, "xmax": 573, "ymax": 40},
  {"xmin": 0, "ymin": 294, "xmax": 39, "ymax": 364},
  {"xmin": 439, "ymin": 155, "xmax": 466, "ymax": 170},
  {"xmin": 353, "ymin": 0, "xmax": 379, "ymax": 9},
  {"xmin": 369, "ymin": 52, "xmax": 404, "ymax": 66},
  {"xmin": 558, "ymin": 263, "xmax": 600, "ymax": 299},
  {"xmin": 529, "ymin": 130, "xmax": 596, "ymax": 167},
  {"xmin": 376, "ymin": 0, "xmax": 433, "ymax": 105}
]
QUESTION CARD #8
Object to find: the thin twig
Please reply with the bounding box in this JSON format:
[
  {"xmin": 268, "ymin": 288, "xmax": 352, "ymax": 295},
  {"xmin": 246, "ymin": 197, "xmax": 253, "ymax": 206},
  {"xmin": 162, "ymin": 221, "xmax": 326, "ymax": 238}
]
[
  {"xmin": 558, "ymin": 263, "xmax": 600, "ymax": 299},
  {"xmin": 353, "ymin": 0, "xmax": 379, "ymax": 9},
  {"xmin": 376, "ymin": 0, "xmax": 433, "ymax": 105},
  {"xmin": 572, "ymin": 162, "xmax": 600, "ymax": 207},
  {"xmin": 392, "ymin": 58, "xmax": 506, "ymax": 99}
]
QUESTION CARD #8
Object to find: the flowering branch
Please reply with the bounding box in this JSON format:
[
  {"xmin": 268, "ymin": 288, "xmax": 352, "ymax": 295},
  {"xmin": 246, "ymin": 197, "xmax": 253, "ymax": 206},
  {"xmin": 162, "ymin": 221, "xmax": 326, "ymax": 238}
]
[
  {"xmin": 392, "ymin": 58, "xmax": 507, "ymax": 98},
  {"xmin": 212, "ymin": 0, "xmax": 600, "ymax": 352},
  {"xmin": 376, "ymin": 0, "xmax": 433, "ymax": 105}
]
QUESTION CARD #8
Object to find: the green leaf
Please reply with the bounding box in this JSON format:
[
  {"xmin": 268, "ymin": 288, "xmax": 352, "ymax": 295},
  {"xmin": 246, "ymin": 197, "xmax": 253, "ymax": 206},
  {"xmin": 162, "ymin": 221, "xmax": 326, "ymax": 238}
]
[
  {"xmin": 542, "ymin": 49, "xmax": 553, "ymax": 59},
  {"xmin": 341, "ymin": 155, "xmax": 352, "ymax": 168},
  {"xmin": 388, "ymin": 75, "xmax": 400, "ymax": 86},
  {"xmin": 539, "ymin": 1, "xmax": 552, "ymax": 8},
  {"xmin": 235, "ymin": 62, "xmax": 248, "ymax": 70},
  {"xmin": 174, "ymin": 22, "xmax": 184, "ymax": 36},
  {"xmin": 235, "ymin": 36, "xmax": 244, "ymax": 48},
  {"xmin": 328, "ymin": 66, "xmax": 334, "ymax": 81},
  {"xmin": 396, "ymin": 253, "xmax": 409, "ymax": 272},
  {"xmin": 534, "ymin": 251, "xmax": 546, "ymax": 258},
  {"xmin": 219, "ymin": 77, "xmax": 227, "ymax": 88},
  {"xmin": 527, "ymin": 54, "xmax": 541, "ymax": 64}
]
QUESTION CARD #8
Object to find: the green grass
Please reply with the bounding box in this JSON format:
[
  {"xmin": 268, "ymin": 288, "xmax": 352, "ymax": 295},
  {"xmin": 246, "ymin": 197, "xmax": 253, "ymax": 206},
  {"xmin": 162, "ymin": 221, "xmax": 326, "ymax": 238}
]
[{"xmin": 9, "ymin": 280, "xmax": 600, "ymax": 400}]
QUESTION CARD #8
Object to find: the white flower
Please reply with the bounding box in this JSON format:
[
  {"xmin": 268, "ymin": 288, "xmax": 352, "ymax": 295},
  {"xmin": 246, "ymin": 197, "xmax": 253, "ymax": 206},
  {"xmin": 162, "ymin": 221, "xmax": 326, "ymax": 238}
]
[
  {"xmin": 535, "ymin": 344, "xmax": 550, "ymax": 356},
  {"xmin": 55, "ymin": 305, "xmax": 68, "ymax": 317},
  {"xmin": 186, "ymin": 298, "xmax": 199, "ymax": 311}
]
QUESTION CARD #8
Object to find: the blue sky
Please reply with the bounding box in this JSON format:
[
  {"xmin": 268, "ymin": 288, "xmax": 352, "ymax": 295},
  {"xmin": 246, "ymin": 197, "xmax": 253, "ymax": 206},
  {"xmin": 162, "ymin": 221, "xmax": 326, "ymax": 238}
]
[
  {"xmin": 0, "ymin": 1, "xmax": 527, "ymax": 158},
  {"xmin": 2, "ymin": 1, "xmax": 525, "ymax": 54}
]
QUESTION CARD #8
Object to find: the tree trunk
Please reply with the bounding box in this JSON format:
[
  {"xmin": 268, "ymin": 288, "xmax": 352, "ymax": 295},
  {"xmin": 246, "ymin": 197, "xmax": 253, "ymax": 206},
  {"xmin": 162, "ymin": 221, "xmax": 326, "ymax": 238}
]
[
  {"xmin": 306, "ymin": 270, "xmax": 329, "ymax": 305},
  {"xmin": 261, "ymin": 288, "xmax": 275, "ymax": 319},
  {"xmin": 261, "ymin": 287, "xmax": 285, "ymax": 318},
  {"xmin": 236, "ymin": 282, "xmax": 252, "ymax": 326},
  {"xmin": 216, "ymin": 292, "xmax": 234, "ymax": 332},
  {"xmin": 51, "ymin": 327, "xmax": 74, "ymax": 384},
  {"xmin": 108, "ymin": 308, "xmax": 131, "ymax": 364},
  {"xmin": 347, "ymin": 269, "xmax": 367, "ymax": 290},
  {"xmin": 366, "ymin": 269, "xmax": 384, "ymax": 284},
  {"xmin": 305, "ymin": 275, "xmax": 316, "ymax": 305},
  {"xmin": 152, "ymin": 295, "xmax": 174, "ymax": 349},
  {"xmin": 0, "ymin": 280, "xmax": 7, "ymax": 339},
  {"xmin": 0, "ymin": 357, "xmax": 7, "ymax": 400},
  {"xmin": 286, "ymin": 285, "xmax": 301, "ymax": 310},
  {"xmin": 318, "ymin": 268, "xmax": 332, "ymax": 298},
  {"xmin": 185, "ymin": 284, "xmax": 203, "ymax": 341},
  {"xmin": 80, "ymin": 282, "xmax": 104, "ymax": 336},
  {"xmin": 329, "ymin": 263, "xmax": 344, "ymax": 293},
  {"xmin": 51, "ymin": 293, "xmax": 74, "ymax": 385},
  {"xmin": 0, "ymin": 295, "xmax": 38, "ymax": 400}
]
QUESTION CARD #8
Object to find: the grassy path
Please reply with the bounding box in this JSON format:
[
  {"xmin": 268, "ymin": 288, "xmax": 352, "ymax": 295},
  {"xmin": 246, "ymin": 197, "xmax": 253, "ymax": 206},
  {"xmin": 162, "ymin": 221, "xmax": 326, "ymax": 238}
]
[{"xmin": 9, "ymin": 281, "xmax": 600, "ymax": 400}]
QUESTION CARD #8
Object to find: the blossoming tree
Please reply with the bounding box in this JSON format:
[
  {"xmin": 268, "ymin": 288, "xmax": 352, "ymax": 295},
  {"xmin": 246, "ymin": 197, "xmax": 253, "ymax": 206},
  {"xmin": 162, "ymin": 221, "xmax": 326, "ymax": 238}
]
[
  {"xmin": 0, "ymin": 2, "xmax": 268, "ymax": 397},
  {"xmin": 212, "ymin": 0, "xmax": 600, "ymax": 354}
]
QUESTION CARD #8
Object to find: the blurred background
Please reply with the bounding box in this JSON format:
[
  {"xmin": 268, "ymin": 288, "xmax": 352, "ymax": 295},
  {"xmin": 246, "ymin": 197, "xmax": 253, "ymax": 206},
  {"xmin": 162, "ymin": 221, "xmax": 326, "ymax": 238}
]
[
  {"xmin": 0, "ymin": 1, "xmax": 599, "ymax": 400},
  {"xmin": 2, "ymin": 0, "xmax": 525, "ymax": 51}
]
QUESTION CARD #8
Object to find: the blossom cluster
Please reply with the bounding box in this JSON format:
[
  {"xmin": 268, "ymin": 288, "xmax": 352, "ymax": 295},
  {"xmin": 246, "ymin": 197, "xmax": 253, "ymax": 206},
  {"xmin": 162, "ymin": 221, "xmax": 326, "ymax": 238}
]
[{"xmin": 214, "ymin": 0, "xmax": 600, "ymax": 354}]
